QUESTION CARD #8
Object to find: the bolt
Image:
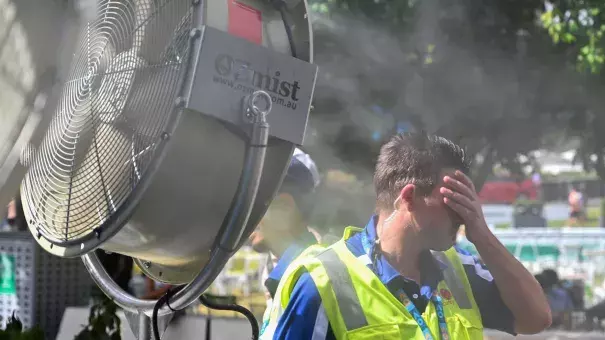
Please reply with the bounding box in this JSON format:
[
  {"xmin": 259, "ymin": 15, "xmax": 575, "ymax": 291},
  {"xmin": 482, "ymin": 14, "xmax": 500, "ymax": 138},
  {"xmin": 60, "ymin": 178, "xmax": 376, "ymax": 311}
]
[
  {"xmin": 143, "ymin": 261, "xmax": 151, "ymax": 269},
  {"xmin": 174, "ymin": 96, "xmax": 186, "ymax": 108},
  {"xmin": 161, "ymin": 132, "xmax": 170, "ymax": 140},
  {"xmin": 190, "ymin": 28, "xmax": 202, "ymax": 39}
]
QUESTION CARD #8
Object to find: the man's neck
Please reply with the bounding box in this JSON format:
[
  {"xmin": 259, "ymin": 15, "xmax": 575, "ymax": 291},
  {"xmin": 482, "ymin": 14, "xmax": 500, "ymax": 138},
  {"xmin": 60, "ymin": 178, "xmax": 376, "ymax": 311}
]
[{"xmin": 376, "ymin": 213, "xmax": 423, "ymax": 283}]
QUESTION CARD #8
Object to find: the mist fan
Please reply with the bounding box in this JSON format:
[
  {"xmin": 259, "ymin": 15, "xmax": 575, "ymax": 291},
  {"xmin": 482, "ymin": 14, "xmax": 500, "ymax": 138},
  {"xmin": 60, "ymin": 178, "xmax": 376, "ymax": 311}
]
[{"xmin": 19, "ymin": 0, "xmax": 317, "ymax": 338}]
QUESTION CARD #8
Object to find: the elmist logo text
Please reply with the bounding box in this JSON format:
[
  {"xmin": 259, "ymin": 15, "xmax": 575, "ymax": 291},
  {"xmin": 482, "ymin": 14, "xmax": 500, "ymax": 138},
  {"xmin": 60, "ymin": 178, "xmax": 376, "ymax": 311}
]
[{"xmin": 212, "ymin": 54, "xmax": 301, "ymax": 110}]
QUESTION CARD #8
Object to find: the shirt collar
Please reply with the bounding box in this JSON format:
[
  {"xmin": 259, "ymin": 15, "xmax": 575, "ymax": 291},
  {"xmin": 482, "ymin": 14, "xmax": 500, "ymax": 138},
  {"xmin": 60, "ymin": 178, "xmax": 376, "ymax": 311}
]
[{"xmin": 349, "ymin": 216, "xmax": 447, "ymax": 298}]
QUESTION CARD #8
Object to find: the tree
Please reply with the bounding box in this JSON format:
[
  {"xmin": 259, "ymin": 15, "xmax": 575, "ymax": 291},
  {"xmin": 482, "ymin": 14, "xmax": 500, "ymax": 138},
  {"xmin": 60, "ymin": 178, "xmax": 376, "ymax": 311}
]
[
  {"xmin": 538, "ymin": 1, "xmax": 605, "ymax": 180},
  {"xmin": 540, "ymin": 1, "xmax": 605, "ymax": 73},
  {"xmin": 306, "ymin": 0, "xmax": 563, "ymax": 189}
]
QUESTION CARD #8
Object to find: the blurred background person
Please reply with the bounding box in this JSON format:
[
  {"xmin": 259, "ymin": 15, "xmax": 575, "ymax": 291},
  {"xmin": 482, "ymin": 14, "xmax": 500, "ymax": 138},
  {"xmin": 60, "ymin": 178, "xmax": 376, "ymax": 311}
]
[
  {"xmin": 142, "ymin": 276, "xmax": 173, "ymax": 300},
  {"xmin": 568, "ymin": 185, "xmax": 586, "ymax": 226},
  {"xmin": 2, "ymin": 193, "xmax": 27, "ymax": 232},
  {"xmin": 536, "ymin": 269, "xmax": 575, "ymax": 328},
  {"xmin": 248, "ymin": 148, "xmax": 322, "ymax": 307}
]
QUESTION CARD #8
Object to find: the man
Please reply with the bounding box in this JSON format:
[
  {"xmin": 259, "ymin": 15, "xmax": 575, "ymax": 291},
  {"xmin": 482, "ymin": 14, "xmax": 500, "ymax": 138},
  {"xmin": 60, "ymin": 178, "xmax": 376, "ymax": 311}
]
[
  {"xmin": 3, "ymin": 194, "xmax": 27, "ymax": 232},
  {"xmin": 568, "ymin": 185, "xmax": 585, "ymax": 225},
  {"xmin": 262, "ymin": 133, "xmax": 551, "ymax": 339},
  {"xmin": 248, "ymin": 147, "xmax": 322, "ymax": 306},
  {"xmin": 536, "ymin": 269, "xmax": 574, "ymax": 328}
]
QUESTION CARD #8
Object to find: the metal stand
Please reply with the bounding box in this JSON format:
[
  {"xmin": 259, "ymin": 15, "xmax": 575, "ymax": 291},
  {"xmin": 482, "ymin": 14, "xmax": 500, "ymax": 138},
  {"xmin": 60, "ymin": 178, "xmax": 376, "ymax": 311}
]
[
  {"xmin": 124, "ymin": 306, "xmax": 176, "ymax": 340},
  {"xmin": 138, "ymin": 313, "xmax": 151, "ymax": 340},
  {"xmin": 82, "ymin": 90, "xmax": 271, "ymax": 339}
]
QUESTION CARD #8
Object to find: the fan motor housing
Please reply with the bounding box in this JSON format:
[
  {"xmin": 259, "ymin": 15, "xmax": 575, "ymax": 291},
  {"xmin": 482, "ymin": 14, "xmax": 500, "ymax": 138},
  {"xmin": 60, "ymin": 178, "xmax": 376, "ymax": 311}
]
[{"xmin": 21, "ymin": 0, "xmax": 317, "ymax": 284}]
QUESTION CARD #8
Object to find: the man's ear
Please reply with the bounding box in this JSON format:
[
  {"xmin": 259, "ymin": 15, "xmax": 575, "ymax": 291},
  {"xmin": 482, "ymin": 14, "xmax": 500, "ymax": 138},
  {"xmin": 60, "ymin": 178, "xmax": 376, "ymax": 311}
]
[{"xmin": 400, "ymin": 184, "xmax": 416, "ymax": 211}]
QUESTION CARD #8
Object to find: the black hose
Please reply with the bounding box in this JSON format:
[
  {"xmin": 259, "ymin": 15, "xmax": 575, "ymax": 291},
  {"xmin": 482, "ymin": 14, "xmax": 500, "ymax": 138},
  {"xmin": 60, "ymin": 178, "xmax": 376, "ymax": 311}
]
[
  {"xmin": 272, "ymin": 0, "xmax": 298, "ymax": 58},
  {"xmin": 205, "ymin": 310, "xmax": 212, "ymax": 340},
  {"xmin": 199, "ymin": 294, "xmax": 260, "ymax": 340},
  {"xmin": 152, "ymin": 289, "xmax": 178, "ymax": 340}
]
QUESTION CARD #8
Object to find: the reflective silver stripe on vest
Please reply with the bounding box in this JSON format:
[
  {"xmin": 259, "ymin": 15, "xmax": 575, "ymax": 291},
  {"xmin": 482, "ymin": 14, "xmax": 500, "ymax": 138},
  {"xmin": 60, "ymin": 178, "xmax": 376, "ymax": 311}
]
[
  {"xmin": 431, "ymin": 251, "xmax": 472, "ymax": 309},
  {"xmin": 317, "ymin": 249, "xmax": 369, "ymax": 330}
]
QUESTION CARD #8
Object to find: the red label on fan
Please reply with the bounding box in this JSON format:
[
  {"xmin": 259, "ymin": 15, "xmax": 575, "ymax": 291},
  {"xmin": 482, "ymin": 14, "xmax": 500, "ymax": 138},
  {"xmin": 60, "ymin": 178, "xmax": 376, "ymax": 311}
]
[{"xmin": 228, "ymin": 0, "xmax": 262, "ymax": 45}]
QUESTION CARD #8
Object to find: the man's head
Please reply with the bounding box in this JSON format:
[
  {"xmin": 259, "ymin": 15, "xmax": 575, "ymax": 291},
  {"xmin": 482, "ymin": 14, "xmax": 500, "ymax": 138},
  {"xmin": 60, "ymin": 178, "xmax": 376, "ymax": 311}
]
[
  {"xmin": 249, "ymin": 148, "xmax": 321, "ymax": 254},
  {"xmin": 373, "ymin": 132, "xmax": 471, "ymax": 251},
  {"xmin": 6, "ymin": 193, "xmax": 26, "ymax": 231},
  {"xmin": 541, "ymin": 269, "xmax": 559, "ymax": 290}
]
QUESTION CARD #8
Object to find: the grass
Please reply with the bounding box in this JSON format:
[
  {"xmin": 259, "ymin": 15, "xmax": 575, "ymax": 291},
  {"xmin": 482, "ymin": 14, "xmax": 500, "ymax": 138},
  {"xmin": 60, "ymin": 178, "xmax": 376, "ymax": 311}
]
[
  {"xmin": 495, "ymin": 206, "xmax": 601, "ymax": 229},
  {"xmin": 195, "ymin": 292, "xmax": 267, "ymax": 320}
]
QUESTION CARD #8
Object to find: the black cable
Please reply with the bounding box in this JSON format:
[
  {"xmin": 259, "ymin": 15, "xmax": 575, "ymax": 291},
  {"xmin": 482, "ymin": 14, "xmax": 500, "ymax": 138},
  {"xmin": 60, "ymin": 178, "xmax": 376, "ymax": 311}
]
[
  {"xmin": 152, "ymin": 289, "xmax": 178, "ymax": 340},
  {"xmin": 199, "ymin": 294, "xmax": 260, "ymax": 340},
  {"xmin": 271, "ymin": 0, "xmax": 298, "ymax": 58},
  {"xmin": 205, "ymin": 310, "xmax": 212, "ymax": 340}
]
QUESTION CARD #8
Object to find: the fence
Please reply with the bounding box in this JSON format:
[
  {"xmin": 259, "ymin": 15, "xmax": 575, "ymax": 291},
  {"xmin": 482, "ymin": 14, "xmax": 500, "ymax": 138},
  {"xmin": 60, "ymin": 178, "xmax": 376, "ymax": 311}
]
[
  {"xmin": 210, "ymin": 229, "xmax": 605, "ymax": 311},
  {"xmin": 0, "ymin": 231, "xmax": 93, "ymax": 339},
  {"xmin": 458, "ymin": 228, "xmax": 605, "ymax": 307}
]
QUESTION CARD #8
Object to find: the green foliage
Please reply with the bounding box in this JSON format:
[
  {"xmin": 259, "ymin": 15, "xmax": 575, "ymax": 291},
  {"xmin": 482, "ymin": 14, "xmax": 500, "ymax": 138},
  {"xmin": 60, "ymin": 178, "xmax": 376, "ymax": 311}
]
[
  {"xmin": 541, "ymin": 172, "xmax": 599, "ymax": 181},
  {"xmin": 601, "ymin": 198, "xmax": 605, "ymax": 227},
  {"xmin": 305, "ymin": 0, "xmax": 605, "ymax": 186},
  {"xmin": 540, "ymin": 3, "xmax": 605, "ymax": 73},
  {"xmin": 307, "ymin": 0, "xmax": 554, "ymax": 184},
  {"xmin": 513, "ymin": 199, "xmax": 544, "ymax": 207},
  {"xmin": 0, "ymin": 296, "xmax": 121, "ymax": 340},
  {"xmin": 309, "ymin": 0, "xmax": 418, "ymax": 26},
  {"xmin": 0, "ymin": 313, "xmax": 45, "ymax": 340},
  {"xmin": 73, "ymin": 296, "xmax": 121, "ymax": 340},
  {"xmin": 538, "ymin": 2, "xmax": 605, "ymax": 181}
]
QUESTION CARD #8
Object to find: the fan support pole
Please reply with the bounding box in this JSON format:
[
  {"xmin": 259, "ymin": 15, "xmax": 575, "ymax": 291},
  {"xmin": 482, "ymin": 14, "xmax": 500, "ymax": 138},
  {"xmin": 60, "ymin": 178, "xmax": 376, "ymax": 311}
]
[
  {"xmin": 82, "ymin": 90, "xmax": 273, "ymax": 339},
  {"xmin": 138, "ymin": 312, "xmax": 150, "ymax": 340}
]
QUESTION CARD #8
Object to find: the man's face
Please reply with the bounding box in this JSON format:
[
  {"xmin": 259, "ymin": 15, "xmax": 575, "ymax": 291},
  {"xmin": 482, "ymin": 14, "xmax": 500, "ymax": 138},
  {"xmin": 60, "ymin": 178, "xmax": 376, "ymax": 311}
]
[{"xmin": 410, "ymin": 170, "xmax": 462, "ymax": 251}]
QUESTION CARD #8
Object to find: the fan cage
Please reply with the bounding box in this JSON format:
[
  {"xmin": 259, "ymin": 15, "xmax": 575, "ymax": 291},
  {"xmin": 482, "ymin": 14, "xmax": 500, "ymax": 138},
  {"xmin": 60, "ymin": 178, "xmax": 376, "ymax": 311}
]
[{"xmin": 22, "ymin": 0, "xmax": 197, "ymax": 248}]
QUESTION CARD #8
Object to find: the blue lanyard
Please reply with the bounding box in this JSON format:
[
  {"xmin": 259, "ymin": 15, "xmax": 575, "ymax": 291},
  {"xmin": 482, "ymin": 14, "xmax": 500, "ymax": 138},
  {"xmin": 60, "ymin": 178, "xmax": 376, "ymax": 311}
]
[{"xmin": 360, "ymin": 230, "xmax": 450, "ymax": 340}]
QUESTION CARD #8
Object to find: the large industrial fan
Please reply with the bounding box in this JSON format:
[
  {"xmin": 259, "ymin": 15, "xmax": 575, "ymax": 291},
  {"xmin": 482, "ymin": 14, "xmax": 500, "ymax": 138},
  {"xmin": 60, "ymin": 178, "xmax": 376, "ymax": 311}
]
[
  {"xmin": 0, "ymin": 0, "xmax": 76, "ymax": 209},
  {"xmin": 20, "ymin": 0, "xmax": 317, "ymax": 338}
]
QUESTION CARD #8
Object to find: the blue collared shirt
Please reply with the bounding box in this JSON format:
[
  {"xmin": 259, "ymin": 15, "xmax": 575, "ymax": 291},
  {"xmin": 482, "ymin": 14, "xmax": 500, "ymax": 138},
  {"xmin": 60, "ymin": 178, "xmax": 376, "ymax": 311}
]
[{"xmin": 269, "ymin": 217, "xmax": 516, "ymax": 339}]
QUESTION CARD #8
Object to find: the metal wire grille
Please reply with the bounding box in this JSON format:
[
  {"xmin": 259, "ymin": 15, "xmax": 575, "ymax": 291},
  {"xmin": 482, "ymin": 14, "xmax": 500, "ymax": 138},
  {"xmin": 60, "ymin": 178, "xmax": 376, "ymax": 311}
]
[{"xmin": 22, "ymin": 0, "xmax": 193, "ymax": 244}]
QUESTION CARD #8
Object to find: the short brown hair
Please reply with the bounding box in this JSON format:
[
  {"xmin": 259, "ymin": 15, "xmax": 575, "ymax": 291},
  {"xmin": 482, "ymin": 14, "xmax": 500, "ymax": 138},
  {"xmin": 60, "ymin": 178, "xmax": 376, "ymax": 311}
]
[{"xmin": 373, "ymin": 132, "xmax": 471, "ymax": 211}]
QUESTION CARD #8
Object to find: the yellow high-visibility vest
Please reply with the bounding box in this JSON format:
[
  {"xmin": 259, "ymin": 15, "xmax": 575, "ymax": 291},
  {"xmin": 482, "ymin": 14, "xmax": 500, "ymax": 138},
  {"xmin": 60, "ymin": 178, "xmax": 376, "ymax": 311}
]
[{"xmin": 263, "ymin": 227, "xmax": 484, "ymax": 339}]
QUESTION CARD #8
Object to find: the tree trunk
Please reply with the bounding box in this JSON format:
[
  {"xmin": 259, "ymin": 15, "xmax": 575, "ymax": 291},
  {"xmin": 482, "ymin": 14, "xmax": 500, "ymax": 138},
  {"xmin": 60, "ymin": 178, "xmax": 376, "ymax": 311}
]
[
  {"xmin": 472, "ymin": 146, "xmax": 496, "ymax": 192},
  {"xmin": 595, "ymin": 150, "xmax": 605, "ymax": 183}
]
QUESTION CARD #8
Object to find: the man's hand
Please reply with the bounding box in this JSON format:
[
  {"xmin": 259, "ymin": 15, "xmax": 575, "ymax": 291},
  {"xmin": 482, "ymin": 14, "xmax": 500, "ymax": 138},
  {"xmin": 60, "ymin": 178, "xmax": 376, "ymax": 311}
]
[
  {"xmin": 439, "ymin": 170, "xmax": 490, "ymax": 244},
  {"xmin": 440, "ymin": 170, "xmax": 551, "ymax": 334}
]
